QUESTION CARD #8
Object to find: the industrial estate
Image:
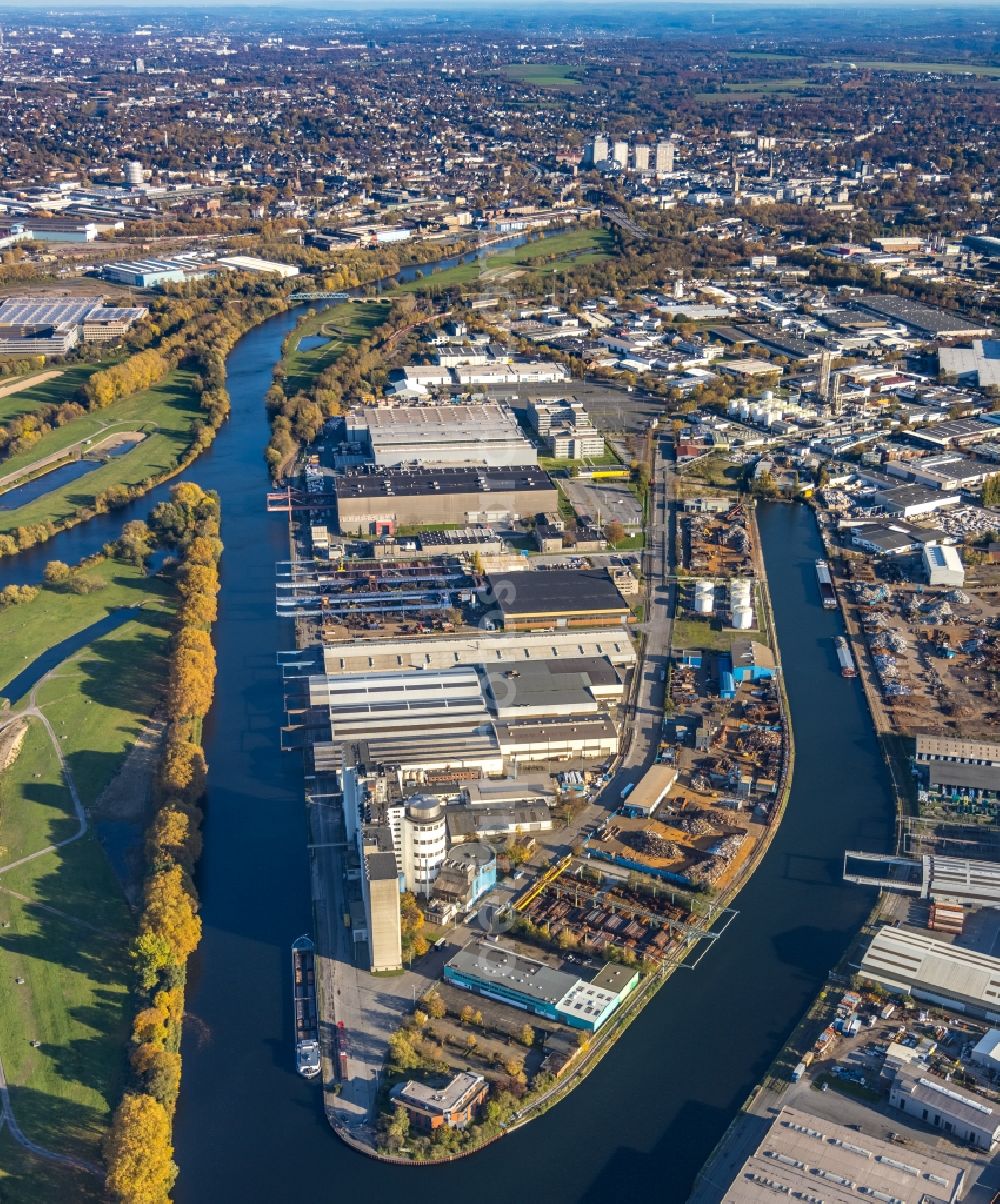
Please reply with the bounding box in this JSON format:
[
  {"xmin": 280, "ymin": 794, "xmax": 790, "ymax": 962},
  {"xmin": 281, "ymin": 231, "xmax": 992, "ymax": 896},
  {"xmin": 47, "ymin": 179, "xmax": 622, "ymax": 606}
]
[{"xmin": 1, "ymin": 4, "xmax": 1000, "ymax": 1204}]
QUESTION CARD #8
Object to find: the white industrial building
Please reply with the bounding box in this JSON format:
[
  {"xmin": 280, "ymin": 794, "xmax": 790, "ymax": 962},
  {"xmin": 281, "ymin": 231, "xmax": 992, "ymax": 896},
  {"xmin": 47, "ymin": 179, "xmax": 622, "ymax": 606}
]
[
  {"xmin": 721, "ymin": 1104, "xmax": 964, "ymax": 1204},
  {"xmin": 923, "ymin": 543, "xmax": 965, "ymax": 588},
  {"xmin": 343, "ymin": 403, "xmax": 537, "ymax": 468},
  {"xmin": 217, "ymin": 255, "xmax": 299, "ymax": 278},
  {"xmin": 311, "ymin": 667, "xmax": 504, "ymax": 776},
  {"xmin": 401, "ymin": 796, "xmax": 449, "ymax": 895},
  {"xmin": 321, "ymin": 630, "xmax": 637, "ymax": 676},
  {"xmin": 890, "ymin": 1067, "xmax": 1000, "ymax": 1151},
  {"xmin": 860, "ymin": 926, "xmax": 1000, "ymax": 1021}
]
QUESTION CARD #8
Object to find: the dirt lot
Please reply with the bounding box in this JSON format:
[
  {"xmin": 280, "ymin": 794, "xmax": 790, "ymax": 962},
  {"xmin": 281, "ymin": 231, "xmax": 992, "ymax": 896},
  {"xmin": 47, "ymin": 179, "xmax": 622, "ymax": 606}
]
[{"xmin": 840, "ymin": 555, "xmax": 1000, "ymax": 744}]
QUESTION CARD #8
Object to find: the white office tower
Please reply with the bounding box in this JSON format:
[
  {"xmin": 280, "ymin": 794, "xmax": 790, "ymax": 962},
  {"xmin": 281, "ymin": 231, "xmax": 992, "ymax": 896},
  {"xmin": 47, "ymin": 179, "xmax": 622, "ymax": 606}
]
[
  {"xmin": 612, "ymin": 141, "xmax": 629, "ymax": 169},
  {"xmin": 134, "ymin": 56, "xmax": 145, "ymax": 73},
  {"xmin": 585, "ymin": 134, "xmax": 609, "ymax": 167},
  {"xmin": 125, "ymin": 160, "xmax": 144, "ymax": 188},
  {"xmin": 401, "ymin": 796, "xmax": 448, "ymax": 896},
  {"xmin": 655, "ymin": 140, "xmax": 675, "ymax": 174},
  {"xmin": 631, "ymin": 144, "xmax": 651, "ymax": 172}
]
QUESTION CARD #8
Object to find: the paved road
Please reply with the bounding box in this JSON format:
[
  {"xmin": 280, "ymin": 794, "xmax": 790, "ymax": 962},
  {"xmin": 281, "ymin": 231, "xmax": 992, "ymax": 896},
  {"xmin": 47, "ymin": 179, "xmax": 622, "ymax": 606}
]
[{"xmin": 620, "ymin": 438, "xmax": 674, "ymax": 778}]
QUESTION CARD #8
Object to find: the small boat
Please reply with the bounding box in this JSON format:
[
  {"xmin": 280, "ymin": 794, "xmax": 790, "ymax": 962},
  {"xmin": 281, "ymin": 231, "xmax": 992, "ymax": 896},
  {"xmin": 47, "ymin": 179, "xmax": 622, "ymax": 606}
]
[{"xmin": 292, "ymin": 935, "xmax": 321, "ymax": 1079}]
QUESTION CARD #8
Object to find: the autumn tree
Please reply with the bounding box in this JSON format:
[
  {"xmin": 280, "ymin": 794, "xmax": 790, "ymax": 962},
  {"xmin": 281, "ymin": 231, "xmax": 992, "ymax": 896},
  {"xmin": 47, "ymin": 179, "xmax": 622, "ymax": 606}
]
[
  {"xmin": 104, "ymin": 1092, "xmax": 177, "ymax": 1204},
  {"xmin": 141, "ymin": 864, "xmax": 202, "ymax": 965},
  {"xmin": 160, "ymin": 739, "xmax": 207, "ymax": 804}
]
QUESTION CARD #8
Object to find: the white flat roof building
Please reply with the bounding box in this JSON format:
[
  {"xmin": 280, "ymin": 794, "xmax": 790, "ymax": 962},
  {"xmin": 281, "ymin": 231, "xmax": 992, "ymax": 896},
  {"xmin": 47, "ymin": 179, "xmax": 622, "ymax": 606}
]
[
  {"xmin": 345, "ymin": 403, "xmax": 536, "ymax": 467},
  {"xmin": 722, "ymin": 1103, "xmax": 964, "ymax": 1204},
  {"xmin": 923, "ymin": 542, "xmax": 965, "ymax": 587},
  {"xmin": 218, "ymin": 255, "xmax": 299, "ymax": 278},
  {"xmin": 321, "ymin": 630, "xmax": 637, "ymax": 676}
]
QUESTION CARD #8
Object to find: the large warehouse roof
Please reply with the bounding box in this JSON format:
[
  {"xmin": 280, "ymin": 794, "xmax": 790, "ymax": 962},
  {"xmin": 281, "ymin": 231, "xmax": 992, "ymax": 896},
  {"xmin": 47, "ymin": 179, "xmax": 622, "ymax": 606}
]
[
  {"xmin": 922, "ymin": 855, "xmax": 1000, "ymax": 908},
  {"xmin": 722, "ymin": 1104, "xmax": 964, "ymax": 1204},
  {"xmin": 446, "ymin": 942, "xmax": 579, "ymax": 1007},
  {"xmin": 347, "ymin": 403, "xmax": 537, "ymax": 467},
  {"xmin": 860, "ymin": 926, "xmax": 1000, "ymax": 1015},
  {"xmin": 484, "ymin": 568, "xmax": 630, "ymax": 620},
  {"xmin": 320, "ymin": 630, "xmax": 637, "ymax": 675},
  {"xmin": 334, "ymin": 464, "xmax": 553, "ymax": 500}
]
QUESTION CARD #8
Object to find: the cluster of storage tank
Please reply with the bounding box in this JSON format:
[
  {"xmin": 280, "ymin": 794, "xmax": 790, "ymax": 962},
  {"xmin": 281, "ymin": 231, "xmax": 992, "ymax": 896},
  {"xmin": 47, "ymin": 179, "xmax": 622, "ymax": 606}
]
[
  {"xmin": 729, "ymin": 579, "xmax": 754, "ymax": 630},
  {"xmin": 694, "ymin": 580, "xmax": 715, "ymax": 614}
]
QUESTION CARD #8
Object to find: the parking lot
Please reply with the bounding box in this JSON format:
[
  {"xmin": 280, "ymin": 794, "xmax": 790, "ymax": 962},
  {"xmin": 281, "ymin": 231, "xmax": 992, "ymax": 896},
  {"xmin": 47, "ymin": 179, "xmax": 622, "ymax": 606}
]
[{"xmin": 560, "ymin": 476, "xmax": 643, "ymax": 531}]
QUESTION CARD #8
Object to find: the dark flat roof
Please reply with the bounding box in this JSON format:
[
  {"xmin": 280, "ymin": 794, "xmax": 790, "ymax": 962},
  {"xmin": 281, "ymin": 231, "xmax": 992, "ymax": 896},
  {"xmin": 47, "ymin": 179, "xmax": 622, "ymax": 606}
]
[
  {"xmin": 334, "ymin": 464, "xmax": 555, "ymax": 500},
  {"xmin": 485, "ymin": 568, "xmax": 629, "ymax": 617},
  {"xmin": 855, "ymin": 294, "xmax": 990, "ymax": 337}
]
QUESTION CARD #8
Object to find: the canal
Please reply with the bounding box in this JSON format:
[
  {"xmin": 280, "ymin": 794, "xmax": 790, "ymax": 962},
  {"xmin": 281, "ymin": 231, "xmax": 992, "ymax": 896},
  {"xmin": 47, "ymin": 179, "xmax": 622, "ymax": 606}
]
[
  {"xmin": 170, "ymin": 308, "xmax": 896, "ymax": 1204},
  {"xmin": 0, "ymin": 297, "xmax": 894, "ymax": 1199}
]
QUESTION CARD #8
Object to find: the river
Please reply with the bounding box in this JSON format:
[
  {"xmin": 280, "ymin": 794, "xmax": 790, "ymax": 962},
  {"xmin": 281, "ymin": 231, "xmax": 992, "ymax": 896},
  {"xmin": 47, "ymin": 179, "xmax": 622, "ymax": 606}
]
[{"xmin": 0, "ymin": 289, "xmax": 895, "ymax": 1199}]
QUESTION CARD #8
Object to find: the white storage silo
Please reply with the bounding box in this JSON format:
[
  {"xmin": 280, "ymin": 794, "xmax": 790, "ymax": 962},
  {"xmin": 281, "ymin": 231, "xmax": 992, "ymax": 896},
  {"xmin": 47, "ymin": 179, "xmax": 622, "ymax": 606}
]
[
  {"xmin": 694, "ymin": 581, "xmax": 715, "ymax": 615},
  {"xmin": 731, "ymin": 604, "xmax": 754, "ymax": 630}
]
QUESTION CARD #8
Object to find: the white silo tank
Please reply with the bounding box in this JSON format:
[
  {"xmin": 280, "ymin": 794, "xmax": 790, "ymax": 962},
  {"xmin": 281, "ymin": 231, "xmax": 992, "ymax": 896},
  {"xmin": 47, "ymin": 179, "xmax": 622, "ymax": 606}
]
[
  {"xmin": 694, "ymin": 581, "xmax": 715, "ymax": 614},
  {"xmin": 732, "ymin": 604, "xmax": 754, "ymax": 630},
  {"xmin": 729, "ymin": 579, "xmax": 752, "ymax": 606}
]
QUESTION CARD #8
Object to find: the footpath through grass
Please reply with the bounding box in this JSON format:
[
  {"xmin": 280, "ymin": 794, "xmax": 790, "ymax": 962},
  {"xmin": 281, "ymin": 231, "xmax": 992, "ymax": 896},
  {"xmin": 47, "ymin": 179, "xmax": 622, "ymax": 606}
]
[
  {"xmin": 0, "ymin": 554, "xmax": 176, "ymax": 1199},
  {"xmin": 0, "ymin": 365, "xmax": 99, "ymax": 425},
  {"xmin": 0, "ymin": 369, "xmax": 202, "ymax": 535},
  {"xmin": 282, "ymin": 300, "xmax": 390, "ymax": 396}
]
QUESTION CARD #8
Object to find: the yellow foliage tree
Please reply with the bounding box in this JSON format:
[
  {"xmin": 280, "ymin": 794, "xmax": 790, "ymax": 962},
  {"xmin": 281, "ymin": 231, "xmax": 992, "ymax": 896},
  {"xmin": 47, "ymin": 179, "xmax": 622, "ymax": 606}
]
[
  {"xmin": 131, "ymin": 1006, "xmax": 169, "ymax": 1049},
  {"xmin": 160, "ymin": 739, "xmax": 207, "ymax": 802},
  {"xmin": 141, "ymin": 864, "xmax": 202, "ymax": 963},
  {"xmin": 104, "ymin": 1092, "xmax": 177, "ymax": 1204}
]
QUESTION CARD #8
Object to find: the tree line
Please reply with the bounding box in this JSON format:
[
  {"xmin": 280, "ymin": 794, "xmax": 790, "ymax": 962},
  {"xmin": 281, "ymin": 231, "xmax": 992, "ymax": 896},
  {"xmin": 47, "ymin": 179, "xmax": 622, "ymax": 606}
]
[
  {"xmin": 265, "ymin": 296, "xmax": 432, "ymax": 479},
  {"xmin": 0, "ymin": 278, "xmax": 289, "ymax": 564},
  {"xmin": 104, "ymin": 483, "xmax": 221, "ymax": 1204}
]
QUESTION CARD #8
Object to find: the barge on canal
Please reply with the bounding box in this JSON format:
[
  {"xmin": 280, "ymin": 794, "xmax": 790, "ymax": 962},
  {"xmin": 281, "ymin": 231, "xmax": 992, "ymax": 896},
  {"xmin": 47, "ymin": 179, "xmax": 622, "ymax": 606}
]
[
  {"xmin": 835, "ymin": 636, "xmax": 857, "ymax": 678},
  {"xmin": 815, "ymin": 559, "xmax": 836, "ymax": 610},
  {"xmin": 292, "ymin": 935, "xmax": 321, "ymax": 1078}
]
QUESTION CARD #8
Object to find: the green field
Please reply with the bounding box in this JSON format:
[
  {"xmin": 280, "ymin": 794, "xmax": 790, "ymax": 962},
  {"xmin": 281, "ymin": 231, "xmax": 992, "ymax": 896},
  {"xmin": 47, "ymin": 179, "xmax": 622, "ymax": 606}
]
[
  {"xmin": 395, "ymin": 227, "xmax": 614, "ymax": 296},
  {"xmin": 0, "ymin": 557, "xmax": 175, "ymax": 1198},
  {"xmin": 695, "ymin": 78, "xmax": 814, "ymax": 101},
  {"xmin": 34, "ymin": 610, "xmax": 172, "ymax": 809},
  {"xmin": 0, "ymin": 369, "xmax": 202, "ymax": 535},
  {"xmin": 0, "ymin": 1127, "xmax": 100, "ymax": 1204},
  {"xmin": 823, "ymin": 58, "xmax": 1000, "ymax": 77},
  {"xmin": 0, "ymin": 557, "xmax": 171, "ymax": 696},
  {"xmin": 671, "ymin": 616, "xmax": 765, "ymax": 654},
  {"xmin": 282, "ymin": 300, "xmax": 391, "ymax": 396},
  {"xmin": 0, "ymin": 365, "xmax": 99, "ymax": 425},
  {"xmin": 500, "ymin": 62, "xmax": 585, "ymax": 89},
  {"xmin": 678, "ymin": 453, "xmax": 744, "ymax": 494},
  {"xmin": 0, "ymin": 720, "xmax": 132, "ymax": 1185}
]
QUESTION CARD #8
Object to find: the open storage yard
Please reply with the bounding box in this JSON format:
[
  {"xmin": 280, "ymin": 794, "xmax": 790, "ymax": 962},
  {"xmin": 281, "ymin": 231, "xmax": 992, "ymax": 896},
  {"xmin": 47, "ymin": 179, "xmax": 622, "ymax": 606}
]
[{"xmin": 837, "ymin": 551, "xmax": 1000, "ymax": 744}]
